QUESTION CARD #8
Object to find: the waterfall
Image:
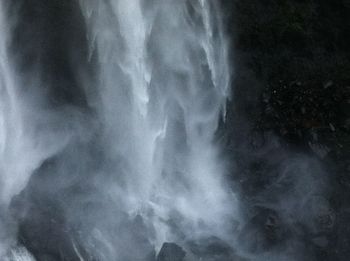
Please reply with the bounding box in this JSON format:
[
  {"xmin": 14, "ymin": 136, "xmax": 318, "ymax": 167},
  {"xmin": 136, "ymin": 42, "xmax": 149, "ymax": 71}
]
[
  {"xmin": 80, "ymin": 0, "xmax": 235, "ymax": 244},
  {"xmin": 0, "ymin": 2, "xmax": 35, "ymax": 259},
  {"xmin": 0, "ymin": 0, "xmax": 237, "ymax": 260}
]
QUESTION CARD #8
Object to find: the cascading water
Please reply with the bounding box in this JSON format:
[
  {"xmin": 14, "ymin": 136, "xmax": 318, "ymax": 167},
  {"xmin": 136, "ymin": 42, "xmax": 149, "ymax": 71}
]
[
  {"xmin": 80, "ymin": 0, "xmax": 236, "ymax": 245},
  {"xmin": 0, "ymin": 0, "xmax": 237, "ymax": 260},
  {"xmin": 0, "ymin": 1, "xmax": 81, "ymax": 259}
]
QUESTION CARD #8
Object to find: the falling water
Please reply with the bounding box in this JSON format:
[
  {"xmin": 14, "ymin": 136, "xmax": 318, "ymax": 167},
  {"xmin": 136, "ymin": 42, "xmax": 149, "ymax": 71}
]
[
  {"xmin": 80, "ymin": 0, "xmax": 235, "ymax": 243},
  {"xmin": 0, "ymin": 0, "xmax": 236, "ymax": 260},
  {"xmin": 0, "ymin": 1, "xmax": 86, "ymax": 259},
  {"xmin": 0, "ymin": 4, "xmax": 38, "ymax": 259}
]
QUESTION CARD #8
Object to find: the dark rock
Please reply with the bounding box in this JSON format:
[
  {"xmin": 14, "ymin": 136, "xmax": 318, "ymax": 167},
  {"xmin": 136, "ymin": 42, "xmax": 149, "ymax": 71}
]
[
  {"xmin": 186, "ymin": 236, "xmax": 247, "ymax": 261},
  {"xmin": 312, "ymin": 236, "xmax": 329, "ymax": 248},
  {"xmin": 323, "ymin": 81, "xmax": 334, "ymax": 89},
  {"xmin": 238, "ymin": 208, "xmax": 287, "ymax": 254},
  {"xmin": 157, "ymin": 243, "xmax": 186, "ymax": 261}
]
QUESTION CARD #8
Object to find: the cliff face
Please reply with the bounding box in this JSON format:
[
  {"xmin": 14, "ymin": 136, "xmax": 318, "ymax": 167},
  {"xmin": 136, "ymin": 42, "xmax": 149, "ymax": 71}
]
[{"xmin": 221, "ymin": 0, "xmax": 350, "ymax": 260}]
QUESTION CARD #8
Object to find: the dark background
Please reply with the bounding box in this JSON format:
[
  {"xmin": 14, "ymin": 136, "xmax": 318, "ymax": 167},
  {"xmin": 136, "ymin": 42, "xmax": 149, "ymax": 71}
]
[{"xmin": 220, "ymin": 0, "xmax": 350, "ymax": 260}]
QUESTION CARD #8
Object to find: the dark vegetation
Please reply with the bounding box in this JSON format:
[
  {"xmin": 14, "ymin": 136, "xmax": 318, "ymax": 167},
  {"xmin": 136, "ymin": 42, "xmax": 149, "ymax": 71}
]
[{"xmin": 220, "ymin": 0, "xmax": 350, "ymax": 260}]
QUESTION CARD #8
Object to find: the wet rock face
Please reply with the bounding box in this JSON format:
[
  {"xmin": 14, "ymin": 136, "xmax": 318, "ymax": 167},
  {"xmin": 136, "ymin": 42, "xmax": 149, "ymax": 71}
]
[
  {"xmin": 6, "ymin": 0, "xmax": 92, "ymax": 107},
  {"xmin": 10, "ymin": 140, "xmax": 157, "ymax": 261},
  {"xmin": 219, "ymin": 0, "xmax": 350, "ymax": 260},
  {"xmin": 186, "ymin": 237, "xmax": 248, "ymax": 261},
  {"xmin": 156, "ymin": 239, "xmax": 249, "ymax": 261},
  {"xmin": 238, "ymin": 208, "xmax": 286, "ymax": 254},
  {"xmin": 157, "ymin": 243, "xmax": 186, "ymax": 261}
]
